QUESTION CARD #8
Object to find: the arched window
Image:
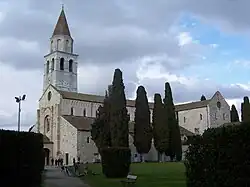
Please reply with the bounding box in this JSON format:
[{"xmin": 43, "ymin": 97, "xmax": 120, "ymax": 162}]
[
  {"xmin": 51, "ymin": 58, "xmax": 54, "ymax": 71},
  {"xmin": 45, "ymin": 116, "xmax": 50, "ymax": 132},
  {"xmin": 200, "ymin": 114, "xmax": 203, "ymax": 120},
  {"xmin": 69, "ymin": 59, "xmax": 73, "ymax": 72},
  {"xmin": 46, "ymin": 60, "xmax": 49, "ymax": 74},
  {"xmin": 56, "ymin": 39, "xmax": 61, "ymax": 50},
  {"xmin": 60, "ymin": 58, "xmax": 64, "ymax": 70},
  {"xmin": 83, "ymin": 109, "xmax": 86, "ymax": 117},
  {"xmin": 71, "ymin": 107, "xmax": 74, "ymax": 115}
]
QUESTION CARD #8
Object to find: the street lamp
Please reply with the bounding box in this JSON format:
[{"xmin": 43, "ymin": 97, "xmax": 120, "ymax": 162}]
[{"xmin": 15, "ymin": 94, "xmax": 26, "ymax": 132}]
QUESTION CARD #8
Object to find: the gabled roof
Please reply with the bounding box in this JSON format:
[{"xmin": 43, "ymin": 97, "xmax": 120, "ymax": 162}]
[
  {"xmin": 52, "ymin": 8, "xmax": 71, "ymax": 37},
  {"xmin": 61, "ymin": 115, "xmax": 194, "ymax": 137},
  {"xmin": 58, "ymin": 89, "xmax": 210, "ymax": 112},
  {"xmin": 43, "ymin": 135, "xmax": 53, "ymax": 144}
]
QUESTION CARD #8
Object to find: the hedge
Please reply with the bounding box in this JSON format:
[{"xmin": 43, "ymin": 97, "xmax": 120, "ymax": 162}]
[
  {"xmin": 0, "ymin": 130, "xmax": 44, "ymax": 187},
  {"xmin": 185, "ymin": 122, "xmax": 250, "ymax": 187},
  {"xmin": 101, "ymin": 147, "xmax": 131, "ymax": 178}
]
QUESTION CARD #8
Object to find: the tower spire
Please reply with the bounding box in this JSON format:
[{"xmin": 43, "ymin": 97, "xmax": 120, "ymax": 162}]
[{"xmin": 52, "ymin": 7, "xmax": 71, "ymax": 37}]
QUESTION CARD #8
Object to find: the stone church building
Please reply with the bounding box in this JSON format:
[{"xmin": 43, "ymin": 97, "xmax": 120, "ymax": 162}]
[{"xmin": 31, "ymin": 8, "xmax": 231, "ymax": 165}]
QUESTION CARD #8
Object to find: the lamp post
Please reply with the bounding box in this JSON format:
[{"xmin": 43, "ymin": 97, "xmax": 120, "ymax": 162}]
[{"xmin": 15, "ymin": 95, "xmax": 26, "ymax": 132}]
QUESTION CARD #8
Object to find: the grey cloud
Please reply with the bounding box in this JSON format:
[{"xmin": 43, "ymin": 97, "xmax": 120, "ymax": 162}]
[
  {"xmin": 139, "ymin": 77, "xmax": 250, "ymax": 104},
  {"xmin": 0, "ymin": 0, "xmax": 207, "ymax": 70}
]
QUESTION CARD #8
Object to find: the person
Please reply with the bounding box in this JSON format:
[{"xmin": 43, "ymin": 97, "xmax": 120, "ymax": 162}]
[
  {"xmin": 55, "ymin": 159, "xmax": 58, "ymax": 166},
  {"xmin": 51, "ymin": 158, "xmax": 54, "ymax": 166}
]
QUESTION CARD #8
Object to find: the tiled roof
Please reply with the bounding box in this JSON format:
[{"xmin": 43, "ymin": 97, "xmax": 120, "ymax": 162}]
[
  {"xmin": 61, "ymin": 115, "xmax": 194, "ymax": 136},
  {"xmin": 58, "ymin": 90, "xmax": 210, "ymax": 112},
  {"xmin": 52, "ymin": 9, "xmax": 71, "ymax": 37}
]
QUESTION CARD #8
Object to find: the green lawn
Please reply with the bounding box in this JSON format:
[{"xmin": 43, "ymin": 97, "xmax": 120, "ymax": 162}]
[{"xmin": 82, "ymin": 162, "xmax": 186, "ymax": 187}]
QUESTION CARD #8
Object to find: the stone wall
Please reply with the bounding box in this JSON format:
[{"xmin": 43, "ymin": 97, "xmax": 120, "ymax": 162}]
[
  {"xmin": 60, "ymin": 117, "xmax": 78, "ymax": 165},
  {"xmin": 178, "ymin": 107, "xmax": 208, "ymax": 134},
  {"xmin": 208, "ymin": 91, "xmax": 230, "ymax": 128}
]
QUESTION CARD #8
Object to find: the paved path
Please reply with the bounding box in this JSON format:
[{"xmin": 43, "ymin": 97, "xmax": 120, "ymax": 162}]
[{"xmin": 44, "ymin": 166, "xmax": 89, "ymax": 187}]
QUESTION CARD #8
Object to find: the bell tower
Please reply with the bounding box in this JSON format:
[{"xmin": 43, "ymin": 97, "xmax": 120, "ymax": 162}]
[{"xmin": 43, "ymin": 7, "xmax": 78, "ymax": 92}]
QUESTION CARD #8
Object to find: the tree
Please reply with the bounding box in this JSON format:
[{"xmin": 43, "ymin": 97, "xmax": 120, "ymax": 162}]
[
  {"xmin": 101, "ymin": 69, "xmax": 131, "ymax": 178},
  {"xmin": 241, "ymin": 96, "xmax": 250, "ymax": 122},
  {"xmin": 230, "ymin": 104, "xmax": 239, "ymax": 122},
  {"xmin": 91, "ymin": 90, "xmax": 111, "ymax": 150},
  {"xmin": 134, "ymin": 86, "xmax": 152, "ymax": 162},
  {"xmin": 109, "ymin": 68, "xmax": 129, "ymax": 147},
  {"xmin": 200, "ymin": 95, "xmax": 206, "ymax": 101},
  {"xmin": 152, "ymin": 93, "xmax": 166, "ymax": 162},
  {"xmin": 163, "ymin": 82, "xmax": 182, "ymax": 161}
]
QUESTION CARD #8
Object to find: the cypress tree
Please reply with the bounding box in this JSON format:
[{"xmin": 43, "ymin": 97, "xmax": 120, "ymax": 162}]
[
  {"xmin": 91, "ymin": 105, "xmax": 104, "ymax": 150},
  {"xmin": 163, "ymin": 82, "xmax": 182, "ymax": 161},
  {"xmin": 241, "ymin": 96, "xmax": 250, "ymax": 122},
  {"xmin": 230, "ymin": 104, "xmax": 239, "ymax": 122},
  {"xmin": 152, "ymin": 93, "xmax": 166, "ymax": 162},
  {"xmin": 109, "ymin": 69, "xmax": 129, "ymax": 147},
  {"xmin": 200, "ymin": 95, "xmax": 206, "ymax": 101},
  {"xmin": 134, "ymin": 86, "xmax": 152, "ymax": 162},
  {"xmin": 91, "ymin": 90, "xmax": 111, "ymax": 150}
]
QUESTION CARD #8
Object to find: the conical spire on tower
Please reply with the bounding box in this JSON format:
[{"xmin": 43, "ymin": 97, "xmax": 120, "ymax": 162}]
[{"xmin": 52, "ymin": 6, "xmax": 71, "ymax": 37}]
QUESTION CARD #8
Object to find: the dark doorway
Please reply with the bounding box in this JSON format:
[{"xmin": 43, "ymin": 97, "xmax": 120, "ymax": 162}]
[
  {"xmin": 44, "ymin": 148, "xmax": 50, "ymax": 165},
  {"xmin": 65, "ymin": 153, "xmax": 69, "ymax": 165}
]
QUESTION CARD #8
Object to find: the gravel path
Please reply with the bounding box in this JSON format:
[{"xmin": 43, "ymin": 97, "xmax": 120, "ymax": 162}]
[{"xmin": 44, "ymin": 166, "xmax": 89, "ymax": 187}]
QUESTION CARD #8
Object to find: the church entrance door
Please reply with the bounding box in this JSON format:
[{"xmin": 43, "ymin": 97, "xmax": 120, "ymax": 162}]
[
  {"xmin": 65, "ymin": 153, "xmax": 69, "ymax": 165},
  {"xmin": 44, "ymin": 148, "xmax": 50, "ymax": 165}
]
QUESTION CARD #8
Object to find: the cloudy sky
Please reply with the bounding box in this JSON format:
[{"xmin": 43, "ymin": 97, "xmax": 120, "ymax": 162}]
[{"xmin": 1, "ymin": 0, "xmax": 250, "ymax": 131}]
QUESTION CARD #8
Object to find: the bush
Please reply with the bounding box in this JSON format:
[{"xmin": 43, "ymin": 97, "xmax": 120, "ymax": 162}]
[
  {"xmin": 0, "ymin": 130, "xmax": 44, "ymax": 187},
  {"xmin": 101, "ymin": 147, "xmax": 131, "ymax": 178},
  {"xmin": 185, "ymin": 123, "xmax": 250, "ymax": 187}
]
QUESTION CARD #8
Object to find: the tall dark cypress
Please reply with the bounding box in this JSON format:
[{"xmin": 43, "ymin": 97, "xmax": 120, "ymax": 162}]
[
  {"xmin": 134, "ymin": 86, "xmax": 152, "ymax": 161},
  {"xmin": 230, "ymin": 104, "xmax": 239, "ymax": 122},
  {"xmin": 91, "ymin": 89, "xmax": 112, "ymax": 150},
  {"xmin": 109, "ymin": 69, "xmax": 129, "ymax": 147},
  {"xmin": 152, "ymin": 93, "xmax": 167, "ymax": 161},
  {"xmin": 241, "ymin": 96, "xmax": 250, "ymax": 123},
  {"xmin": 163, "ymin": 82, "xmax": 182, "ymax": 161}
]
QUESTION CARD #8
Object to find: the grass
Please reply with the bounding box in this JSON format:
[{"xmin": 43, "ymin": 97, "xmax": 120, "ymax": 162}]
[{"xmin": 82, "ymin": 162, "xmax": 186, "ymax": 187}]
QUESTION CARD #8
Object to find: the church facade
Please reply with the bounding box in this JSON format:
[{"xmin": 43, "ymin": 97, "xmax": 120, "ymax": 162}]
[{"xmin": 33, "ymin": 8, "xmax": 231, "ymax": 165}]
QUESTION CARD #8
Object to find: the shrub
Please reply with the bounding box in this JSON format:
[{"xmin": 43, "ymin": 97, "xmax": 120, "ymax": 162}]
[
  {"xmin": 185, "ymin": 123, "xmax": 250, "ymax": 187},
  {"xmin": 0, "ymin": 130, "xmax": 44, "ymax": 187},
  {"xmin": 101, "ymin": 147, "xmax": 131, "ymax": 178}
]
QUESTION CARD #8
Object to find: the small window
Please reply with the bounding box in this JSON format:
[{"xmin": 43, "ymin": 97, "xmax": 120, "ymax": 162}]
[
  {"xmin": 217, "ymin": 101, "xmax": 221, "ymax": 109},
  {"xmin": 200, "ymin": 114, "xmax": 203, "ymax": 120},
  {"xmin": 70, "ymin": 107, "xmax": 74, "ymax": 115},
  {"xmin": 51, "ymin": 58, "xmax": 54, "ymax": 71},
  {"xmin": 56, "ymin": 39, "xmax": 61, "ymax": 50},
  {"xmin": 60, "ymin": 58, "xmax": 64, "ymax": 70},
  {"xmin": 47, "ymin": 91, "xmax": 52, "ymax": 101},
  {"xmin": 83, "ymin": 109, "xmax": 86, "ymax": 117},
  {"xmin": 46, "ymin": 61, "xmax": 49, "ymax": 74},
  {"xmin": 223, "ymin": 113, "xmax": 226, "ymax": 120},
  {"xmin": 45, "ymin": 116, "xmax": 50, "ymax": 132},
  {"xmin": 69, "ymin": 59, "xmax": 73, "ymax": 72},
  {"xmin": 184, "ymin": 117, "xmax": 186, "ymax": 123},
  {"xmin": 87, "ymin": 137, "xmax": 90, "ymax": 143}
]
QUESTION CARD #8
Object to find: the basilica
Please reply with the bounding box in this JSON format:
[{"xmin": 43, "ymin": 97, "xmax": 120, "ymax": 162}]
[{"xmin": 31, "ymin": 8, "xmax": 231, "ymax": 165}]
